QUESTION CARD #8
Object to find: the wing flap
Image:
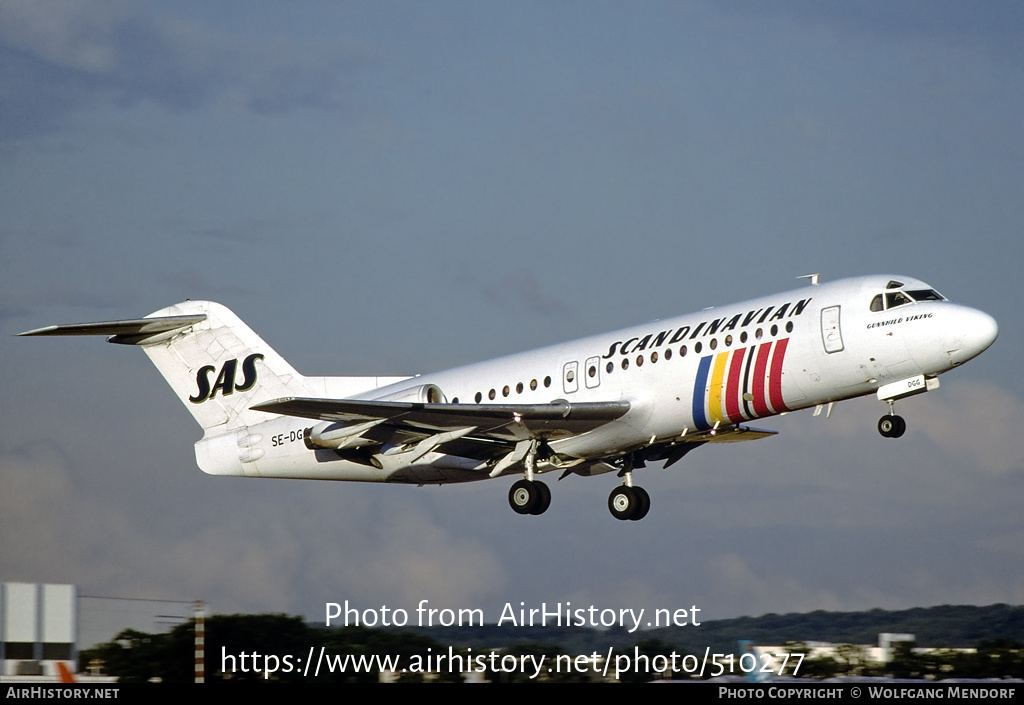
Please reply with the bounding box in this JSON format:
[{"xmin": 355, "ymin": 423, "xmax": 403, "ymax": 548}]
[
  {"xmin": 703, "ymin": 425, "xmax": 777, "ymax": 442},
  {"xmin": 251, "ymin": 397, "xmax": 631, "ymax": 443}
]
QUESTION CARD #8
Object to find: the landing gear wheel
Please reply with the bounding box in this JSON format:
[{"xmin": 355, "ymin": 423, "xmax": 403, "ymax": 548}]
[
  {"xmin": 509, "ymin": 479, "xmax": 550, "ymax": 515},
  {"xmin": 878, "ymin": 415, "xmax": 906, "ymax": 439},
  {"xmin": 533, "ymin": 481, "xmax": 551, "ymax": 515},
  {"xmin": 609, "ymin": 486, "xmax": 636, "ymax": 520},
  {"xmin": 609, "ymin": 486, "xmax": 650, "ymax": 521},
  {"xmin": 509, "ymin": 479, "xmax": 537, "ymax": 514},
  {"xmin": 630, "ymin": 486, "xmax": 651, "ymax": 521},
  {"xmin": 892, "ymin": 415, "xmax": 906, "ymax": 438}
]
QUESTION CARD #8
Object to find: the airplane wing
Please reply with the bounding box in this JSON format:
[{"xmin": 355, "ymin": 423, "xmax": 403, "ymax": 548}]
[
  {"xmin": 251, "ymin": 397, "xmax": 631, "ymax": 445},
  {"xmin": 651, "ymin": 423, "xmax": 777, "ymax": 465},
  {"xmin": 253, "ymin": 394, "xmax": 777, "ymax": 484}
]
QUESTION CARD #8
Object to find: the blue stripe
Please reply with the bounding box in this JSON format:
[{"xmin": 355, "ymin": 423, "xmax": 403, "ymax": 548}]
[{"xmin": 692, "ymin": 355, "xmax": 712, "ymax": 430}]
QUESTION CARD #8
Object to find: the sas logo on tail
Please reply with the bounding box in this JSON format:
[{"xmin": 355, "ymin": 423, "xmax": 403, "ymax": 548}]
[{"xmin": 189, "ymin": 353, "xmax": 264, "ymax": 404}]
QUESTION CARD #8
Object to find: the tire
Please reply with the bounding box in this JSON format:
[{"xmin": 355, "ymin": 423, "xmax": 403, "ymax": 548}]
[
  {"xmin": 608, "ymin": 486, "xmax": 638, "ymax": 521},
  {"xmin": 878, "ymin": 415, "xmax": 906, "ymax": 439},
  {"xmin": 531, "ymin": 480, "xmax": 551, "ymax": 515},
  {"xmin": 630, "ymin": 486, "xmax": 651, "ymax": 521},
  {"xmin": 509, "ymin": 479, "xmax": 539, "ymax": 515}
]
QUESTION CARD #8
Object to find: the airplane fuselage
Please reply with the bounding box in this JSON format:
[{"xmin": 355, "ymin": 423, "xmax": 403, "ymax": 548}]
[
  {"xmin": 22, "ymin": 274, "xmax": 997, "ymax": 520},
  {"xmin": 197, "ymin": 275, "xmax": 996, "ymax": 488}
]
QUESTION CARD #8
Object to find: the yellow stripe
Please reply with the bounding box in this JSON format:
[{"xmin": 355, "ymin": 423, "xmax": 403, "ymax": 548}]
[{"xmin": 707, "ymin": 352, "xmax": 729, "ymax": 424}]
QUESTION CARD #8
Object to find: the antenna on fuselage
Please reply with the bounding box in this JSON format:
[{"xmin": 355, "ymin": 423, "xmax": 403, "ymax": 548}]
[{"xmin": 798, "ymin": 273, "xmax": 820, "ymax": 286}]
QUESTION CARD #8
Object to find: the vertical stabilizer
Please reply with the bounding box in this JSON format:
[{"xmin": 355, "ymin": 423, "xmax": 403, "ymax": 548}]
[{"xmin": 138, "ymin": 301, "xmax": 312, "ymax": 432}]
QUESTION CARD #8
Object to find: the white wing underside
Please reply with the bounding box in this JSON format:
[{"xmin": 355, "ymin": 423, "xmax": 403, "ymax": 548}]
[{"xmin": 252, "ymin": 396, "xmax": 775, "ymax": 468}]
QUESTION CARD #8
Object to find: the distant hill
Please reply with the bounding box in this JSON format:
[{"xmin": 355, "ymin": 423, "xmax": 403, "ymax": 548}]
[{"xmin": 395, "ymin": 604, "xmax": 1024, "ymax": 655}]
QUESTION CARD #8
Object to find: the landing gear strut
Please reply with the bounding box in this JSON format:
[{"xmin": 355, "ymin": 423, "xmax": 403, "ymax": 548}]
[{"xmin": 878, "ymin": 400, "xmax": 906, "ymax": 439}]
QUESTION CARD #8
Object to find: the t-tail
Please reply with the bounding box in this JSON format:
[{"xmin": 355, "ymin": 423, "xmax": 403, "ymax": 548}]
[{"xmin": 19, "ymin": 301, "xmax": 313, "ymax": 433}]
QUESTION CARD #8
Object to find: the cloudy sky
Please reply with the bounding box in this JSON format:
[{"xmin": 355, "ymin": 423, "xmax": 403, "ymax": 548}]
[{"xmin": 2, "ymin": 1, "xmax": 1022, "ymax": 633}]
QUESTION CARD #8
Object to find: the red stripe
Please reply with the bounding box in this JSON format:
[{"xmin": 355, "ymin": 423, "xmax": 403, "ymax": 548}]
[
  {"xmin": 725, "ymin": 347, "xmax": 746, "ymax": 422},
  {"xmin": 751, "ymin": 342, "xmax": 773, "ymax": 417},
  {"xmin": 768, "ymin": 337, "xmax": 790, "ymax": 413}
]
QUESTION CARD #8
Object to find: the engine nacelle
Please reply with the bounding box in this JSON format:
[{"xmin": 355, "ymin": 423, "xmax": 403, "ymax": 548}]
[
  {"xmin": 371, "ymin": 383, "xmax": 447, "ymax": 404},
  {"xmin": 303, "ymin": 384, "xmax": 447, "ymax": 450},
  {"xmin": 304, "ymin": 420, "xmax": 384, "ymax": 450}
]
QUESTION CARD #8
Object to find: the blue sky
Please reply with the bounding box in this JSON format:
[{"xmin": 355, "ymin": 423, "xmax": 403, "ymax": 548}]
[{"xmin": 2, "ymin": 1, "xmax": 1022, "ymax": 630}]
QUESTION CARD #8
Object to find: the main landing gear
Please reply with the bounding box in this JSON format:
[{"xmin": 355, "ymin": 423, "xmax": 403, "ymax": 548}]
[
  {"xmin": 878, "ymin": 400, "xmax": 906, "ymax": 439},
  {"xmin": 507, "ymin": 440, "xmax": 550, "ymax": 515},
  {"xmin": 508, "ymin": 479, "xmax": 551, "ymax": 515},
  {"xmin": 505, "ymin": 446, "xmax": 652, "ymax": 520},
  {"xmin": 608, "ymin": 454, "xmax": 650, "ymax": 521},
  {"xmin": 608, "ymin": 485, "xmax": 650, "ymax": 521}
]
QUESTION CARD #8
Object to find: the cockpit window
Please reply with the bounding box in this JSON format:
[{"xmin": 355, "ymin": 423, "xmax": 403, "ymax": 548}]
[
  {"xmin": 907, "ymin": 288, "xmax": 944, "ymax": 302},
  {"xmin": 886, "ymin": 280, "xmax": 904, "ymax": 289},
  {"xmin": 885, "ymin": 291, "xmax": 912, "ymax": 309},
  {"xmin": 871, "ymin": 287, "xmax": 945, "ymax": 312}
]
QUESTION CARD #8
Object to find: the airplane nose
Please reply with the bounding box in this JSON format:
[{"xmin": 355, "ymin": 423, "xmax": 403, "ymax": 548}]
[{"xmin": 950, "ymin": 307, "xmax": 998, "ymax": 365}]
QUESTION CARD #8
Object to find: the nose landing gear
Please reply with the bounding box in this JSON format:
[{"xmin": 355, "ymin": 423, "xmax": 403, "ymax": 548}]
[
  {"xmin": 878, "ymin": 400, "xmax": 906, "ymax": 438},
  {"xmin": 878, "ymin": 414, "xmax": 906, "ymax": 438}
]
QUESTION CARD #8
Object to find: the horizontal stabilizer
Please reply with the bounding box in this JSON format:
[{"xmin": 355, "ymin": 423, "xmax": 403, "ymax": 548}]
[{"xmin": 18, "ymin": 314, "xmax": 207, "ymax": 345}]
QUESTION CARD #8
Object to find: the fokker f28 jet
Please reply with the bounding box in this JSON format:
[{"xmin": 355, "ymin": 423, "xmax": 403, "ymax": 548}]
[{"xmin": 20, "ymin": 275, "xmax": 997, "ymax": 521}]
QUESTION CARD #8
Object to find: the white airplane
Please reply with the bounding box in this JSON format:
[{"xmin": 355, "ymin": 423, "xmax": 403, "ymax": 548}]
[{"xmin": 20, "ymin": 274, "xmax": 997, "ymax": 521}]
